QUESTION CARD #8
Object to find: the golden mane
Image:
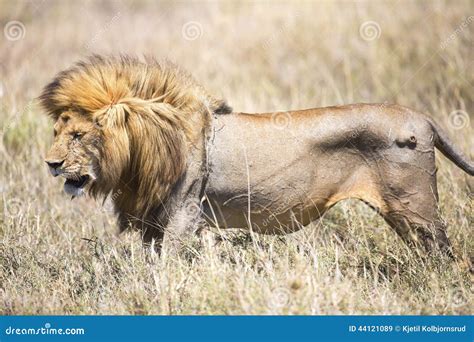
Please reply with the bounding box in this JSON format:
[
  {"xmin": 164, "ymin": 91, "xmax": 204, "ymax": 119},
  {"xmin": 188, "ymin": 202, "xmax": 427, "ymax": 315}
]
[
  {"xmin": 39, "ymin": 55, "xmax": 232, "ymax": 230},
  {"xmin": 39, "ymin": 54, "xmax": 231, "ymax": 119}
]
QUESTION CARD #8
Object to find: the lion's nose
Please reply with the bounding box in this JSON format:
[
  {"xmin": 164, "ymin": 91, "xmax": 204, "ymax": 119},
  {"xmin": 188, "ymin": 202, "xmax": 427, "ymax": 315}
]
[{"xmin": 45, "ymin": 160, "xmax": 64, "ymax": 169}]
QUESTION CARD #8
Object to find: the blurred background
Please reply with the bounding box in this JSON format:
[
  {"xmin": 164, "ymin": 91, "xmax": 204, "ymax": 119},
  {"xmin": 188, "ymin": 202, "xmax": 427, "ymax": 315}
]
[{"xmin": 0, "ymin": 0, "xmax": 472, "ymax": 314}]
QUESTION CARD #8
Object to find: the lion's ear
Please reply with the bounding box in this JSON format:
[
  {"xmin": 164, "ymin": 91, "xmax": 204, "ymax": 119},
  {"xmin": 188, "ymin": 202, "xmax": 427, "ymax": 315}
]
[{"xmin": 93, "ymin": 103, "xmax": 130, "ymax": 129}]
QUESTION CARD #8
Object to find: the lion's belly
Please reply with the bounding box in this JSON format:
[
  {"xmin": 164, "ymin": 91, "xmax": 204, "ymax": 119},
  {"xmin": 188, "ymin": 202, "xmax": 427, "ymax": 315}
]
[
  {"xmin": 202, "ymin": 196, "xmax": 329, "ymax": 234},
  {"xmin": 204, "ymin": 113, "xmax": 339, "ymax": 233}
]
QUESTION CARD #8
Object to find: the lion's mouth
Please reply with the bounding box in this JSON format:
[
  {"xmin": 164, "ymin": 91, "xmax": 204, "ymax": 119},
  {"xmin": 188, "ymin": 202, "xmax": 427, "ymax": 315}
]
[{"xmin": 64, "ymin": 175, "xmax": 91, "ymax": 197}]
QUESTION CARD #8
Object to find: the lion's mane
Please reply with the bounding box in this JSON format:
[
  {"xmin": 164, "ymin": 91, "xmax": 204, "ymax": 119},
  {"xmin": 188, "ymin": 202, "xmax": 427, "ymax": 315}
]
[{"xmin": 39, "ymin": 55, "xmax": 231, "ymax": 227}]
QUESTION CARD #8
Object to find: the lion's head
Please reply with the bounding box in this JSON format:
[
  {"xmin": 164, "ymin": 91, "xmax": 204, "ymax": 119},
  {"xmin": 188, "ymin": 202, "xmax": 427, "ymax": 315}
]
[
  {"xmin": 44, "ymin": 109, "xmax": 100, "ymax": 197},
  {"xmin": 39, "ymin": 55, "xmax": 231, "ymax": 224}
]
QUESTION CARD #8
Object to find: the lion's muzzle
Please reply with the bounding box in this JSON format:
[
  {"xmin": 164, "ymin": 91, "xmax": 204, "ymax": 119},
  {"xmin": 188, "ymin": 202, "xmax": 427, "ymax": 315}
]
[{"xmin": 46, "ymin": 159, "xmax": 64, "ymax": 177}]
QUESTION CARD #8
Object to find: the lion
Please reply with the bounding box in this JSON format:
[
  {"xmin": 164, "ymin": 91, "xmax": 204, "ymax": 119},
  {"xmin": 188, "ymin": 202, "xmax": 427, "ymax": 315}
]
[{"xmin": 40, "ymin": 55, "xmax": 473, "ymax": 258}]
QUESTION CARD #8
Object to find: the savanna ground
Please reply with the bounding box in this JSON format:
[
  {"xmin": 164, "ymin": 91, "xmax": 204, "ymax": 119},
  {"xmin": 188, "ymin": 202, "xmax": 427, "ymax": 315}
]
[{"xmin": 0, "ymin": 0, "xmax": 473, "ymax": 315}]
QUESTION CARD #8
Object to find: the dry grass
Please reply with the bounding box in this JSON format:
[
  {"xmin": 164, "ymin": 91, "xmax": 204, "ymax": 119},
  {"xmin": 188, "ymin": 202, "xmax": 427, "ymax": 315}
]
[{"xmin": 0, "ymin": 0, "xmax": 473, "ymax": 315}]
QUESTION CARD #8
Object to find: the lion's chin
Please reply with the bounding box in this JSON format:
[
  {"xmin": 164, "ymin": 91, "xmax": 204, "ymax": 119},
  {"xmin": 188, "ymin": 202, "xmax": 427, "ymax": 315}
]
[{"xmin": 64, "ymin": 175, "xmax": 91, "ymax": 198}]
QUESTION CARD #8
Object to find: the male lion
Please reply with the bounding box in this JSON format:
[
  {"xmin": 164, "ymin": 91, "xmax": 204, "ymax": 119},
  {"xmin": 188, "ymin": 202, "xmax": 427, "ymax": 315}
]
[{"xmin": 40, "ymin": 55, "xmax": 473, "ymax": 257}]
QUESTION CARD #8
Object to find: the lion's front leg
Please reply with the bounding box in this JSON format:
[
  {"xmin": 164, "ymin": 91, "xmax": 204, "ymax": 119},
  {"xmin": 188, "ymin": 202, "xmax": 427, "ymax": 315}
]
[
  {"xmin": 162, "ymin": 197, "xmax": 205, "ymax": 256},
  {"xmin": 117, "ymin": 210, "xmax": 165, "ymax": 253},
  {"xmin": 159, "ymin": 138, "xmax": 210, "ymax": 256},
  {"xmin": 142, "ymin": 222, "xmax": 165, "ymax": 254}
]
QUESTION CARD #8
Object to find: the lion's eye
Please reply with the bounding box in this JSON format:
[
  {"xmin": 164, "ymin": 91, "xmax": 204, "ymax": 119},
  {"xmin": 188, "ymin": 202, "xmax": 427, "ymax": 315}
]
[{"xmin": 72, "ymin": 132, "xmax": 84, "ymax": 140}]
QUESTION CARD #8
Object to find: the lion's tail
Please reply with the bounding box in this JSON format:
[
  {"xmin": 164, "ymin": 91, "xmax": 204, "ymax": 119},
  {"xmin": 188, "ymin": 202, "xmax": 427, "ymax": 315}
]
[{"xmin": 428, "ymin": 118, "xmax": 474, "ymax": 176}]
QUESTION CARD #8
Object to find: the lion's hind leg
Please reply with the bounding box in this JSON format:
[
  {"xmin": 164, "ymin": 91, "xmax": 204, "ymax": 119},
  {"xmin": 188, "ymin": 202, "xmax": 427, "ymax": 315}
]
[
  {"xmin": 377, "ymin": 165, "xmax": 454, "ymax": 259},
  {"xmin": 382, "ymin": 206, "xmax": 453, "ymax": 258}
]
